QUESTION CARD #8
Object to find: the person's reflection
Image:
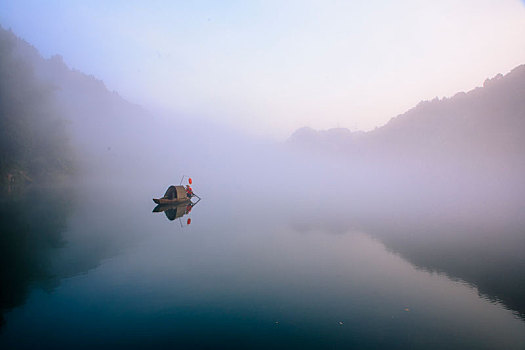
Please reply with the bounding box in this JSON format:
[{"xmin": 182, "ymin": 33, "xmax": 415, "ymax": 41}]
[{"xmin": 185, "ymin": 202, "xmax": 193, "ymax": 214}]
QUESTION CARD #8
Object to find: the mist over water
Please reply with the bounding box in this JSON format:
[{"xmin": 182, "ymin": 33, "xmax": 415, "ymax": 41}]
[
  {"xmin": 2, "ymin": 116, "xmax": 525, "ymax": 348},
  {"xmin": 1, "ymin": 24, "xmax": 525, "ymax": 350}
]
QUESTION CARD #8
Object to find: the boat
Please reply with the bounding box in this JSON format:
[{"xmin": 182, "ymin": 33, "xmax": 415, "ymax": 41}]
[
  {"xmin": 152, "ymin": 183, "xmax": 201, "ymax": 222},
  {"xmin": 152, "ymin": 185, "xmax": 190, "ymax": 205},
  {"xmin": 152, "ymin": 197, "xmax": 191, "ymax": 205}
]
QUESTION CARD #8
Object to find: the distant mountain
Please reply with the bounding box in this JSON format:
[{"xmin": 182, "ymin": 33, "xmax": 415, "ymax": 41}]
[
  {"xmin": 2, "ymin": 29, "xmax": 149, "ymax": 146},
  {"xmin": 289, "ymin": 65, "xmax": 525, "ymax": 172},
  {"xmin": 1, "ymin": 27, "xmax": 73, "ymax": 184},
  {"xmin": 0, "ymin": 25, "xmax": 172, "ymax": 181}
]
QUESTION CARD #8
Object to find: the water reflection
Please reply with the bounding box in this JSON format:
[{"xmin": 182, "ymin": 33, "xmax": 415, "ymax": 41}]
[
  {"xmin": 288, "ymin": 200, "xmax": 525, "ymax": 321},
  {"xmin": 0, "ymin": 186, "xmax": 73, "ymax": 328},
  {"xmin": 377, "ymin": 222, "xmax": 525, "ymax": 320},
  {"xmin": 152, "ymin": 198, "xmax": 200, "ymax": 224},
  {"xmin": 0, "ymin": 183, "xmax": 145, "ymax": 330},
  {"xmin": 1, "ymin": 182, "xmax": 524, "ymax": 348}
]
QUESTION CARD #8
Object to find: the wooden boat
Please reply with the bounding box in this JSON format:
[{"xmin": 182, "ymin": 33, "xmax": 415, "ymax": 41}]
[
  {"xmin": 153, "ymin": 185, "xmax": 190, "ymax": 205},
  {"xmin": 152, "ymin": 197, "xmax": 190, "ymax": 205}
]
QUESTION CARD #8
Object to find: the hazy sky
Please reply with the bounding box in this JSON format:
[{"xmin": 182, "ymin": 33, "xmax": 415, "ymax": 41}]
[{"xmin": 1, "ymin": 0, "xmax": 525, "ymax": 137}]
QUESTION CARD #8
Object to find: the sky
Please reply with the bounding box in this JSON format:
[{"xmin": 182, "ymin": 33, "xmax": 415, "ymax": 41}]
[{"xmin": 1, "ymin": 0, "xmax": 525, "ymax": 138}]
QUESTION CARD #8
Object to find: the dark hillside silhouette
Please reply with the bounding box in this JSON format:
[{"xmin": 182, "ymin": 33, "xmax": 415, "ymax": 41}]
[
  {"xmin": 0, "ymin": 26, "xmax": 162, "ymax": 177},
  {"xmin": 0, "ymin": 27, "xmax": 73, "ymax": 184},
  {"xmin": 290, "ymin": 65, "xmax": 525, "ymax": 172}
]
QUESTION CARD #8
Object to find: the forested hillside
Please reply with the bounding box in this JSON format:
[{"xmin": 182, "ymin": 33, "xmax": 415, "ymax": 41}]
[
  {"xmin": 0, "ymin": 27, "xmax": 72, "ymax": 185},
  {"xmin": 290, "ymin": 65, "xmax": 525, "ymax": 172},
  {"xmin": 0, "ymin": 26, "xmax": 164, "ymax": 184}
]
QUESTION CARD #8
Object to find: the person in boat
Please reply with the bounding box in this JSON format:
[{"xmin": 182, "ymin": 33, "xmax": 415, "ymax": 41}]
[{"xmin": 186, "ymin": 185, "xmax": 193, "ymax": 199}]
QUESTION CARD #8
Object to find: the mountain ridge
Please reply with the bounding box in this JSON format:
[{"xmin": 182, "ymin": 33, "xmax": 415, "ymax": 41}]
[
  {"xmin": 0, "ymin": 25, "xmax": 165, "ymax": 181},
  {"xmin": 289, "ymin": 64, "xmax": 525, "ymax": 169}
]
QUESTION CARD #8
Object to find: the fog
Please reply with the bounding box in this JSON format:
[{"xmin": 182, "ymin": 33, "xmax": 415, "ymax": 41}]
[
  {"xmin": 1, "ymin": 23, "xmax": 525, "ymax": 349},
  {"xmin": 57, "ymin": 50, "xmax": 524, "ymax": 322}
]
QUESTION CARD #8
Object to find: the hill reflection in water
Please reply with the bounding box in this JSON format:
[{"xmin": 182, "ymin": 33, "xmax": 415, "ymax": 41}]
[
  {"xmin": 0, "ymin": 186, "xmax": 73, "ymax": 327},
  {"xmin": 0, "ymin": 180, "xmax": 524, "ymax": 349}
]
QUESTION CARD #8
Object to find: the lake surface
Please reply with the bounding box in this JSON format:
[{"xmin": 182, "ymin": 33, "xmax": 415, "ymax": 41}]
[{"xmin": 1, "ymin": 180, "xmax": 525, "ymax": 349}]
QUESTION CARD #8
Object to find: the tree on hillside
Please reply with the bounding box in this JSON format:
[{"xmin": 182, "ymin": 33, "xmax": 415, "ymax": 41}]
[{"xmin": 0, "ymin": 28, "xmax": 73, "ymax": 185}]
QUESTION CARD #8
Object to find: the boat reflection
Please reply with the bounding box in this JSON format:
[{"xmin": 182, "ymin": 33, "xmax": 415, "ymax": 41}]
[{"xmin": 152, "ymin": 197, "xmax": 200, "ymax": 223}]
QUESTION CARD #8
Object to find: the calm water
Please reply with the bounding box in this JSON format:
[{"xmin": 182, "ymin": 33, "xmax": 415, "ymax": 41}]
[{"xmin": 1, "ymin": 181, "xmax": 525, "ymax": 349}]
